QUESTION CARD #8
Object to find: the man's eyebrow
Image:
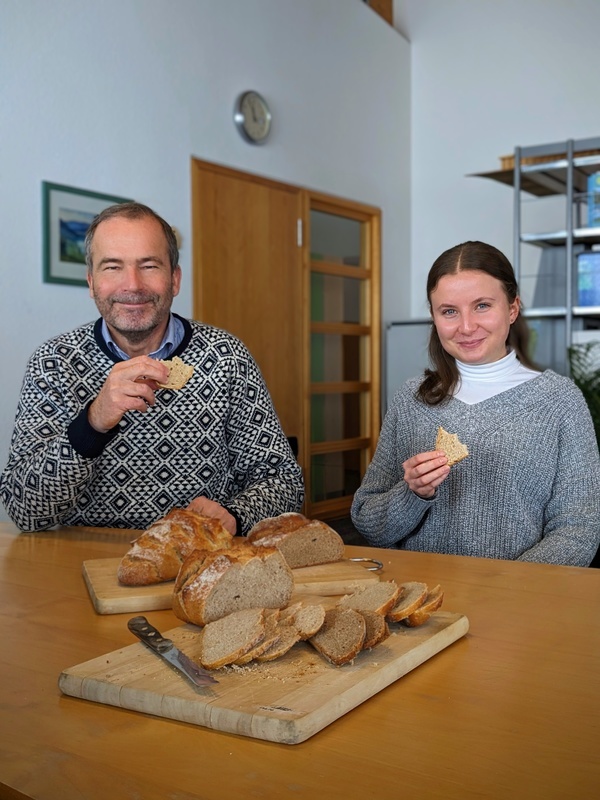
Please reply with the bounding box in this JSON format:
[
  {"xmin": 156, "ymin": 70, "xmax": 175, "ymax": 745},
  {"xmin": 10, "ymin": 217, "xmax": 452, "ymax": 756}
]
[{"xmin": 96, "ymin": 255, "xmax": 165, "ymax": 266}]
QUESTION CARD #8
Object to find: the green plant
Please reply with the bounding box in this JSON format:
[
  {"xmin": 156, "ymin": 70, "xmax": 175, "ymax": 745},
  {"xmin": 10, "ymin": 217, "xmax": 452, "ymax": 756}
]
[{"xmin": 568, "ymin": 341, "xmax": 600, "ymax": 446}]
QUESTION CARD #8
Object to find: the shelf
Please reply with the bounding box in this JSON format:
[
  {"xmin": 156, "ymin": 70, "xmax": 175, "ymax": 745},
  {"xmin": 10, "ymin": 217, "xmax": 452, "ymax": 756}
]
[
  {"xmin": 520, "ymin": 227, "xmax": 600, "ymax": 248},
  {"xmin": 468, "ymin": 152, "xmax": 600, "ymax": 198},
  {"xmin": 522, "ymin": 306, "xmax": 600, "ymax": 318}
]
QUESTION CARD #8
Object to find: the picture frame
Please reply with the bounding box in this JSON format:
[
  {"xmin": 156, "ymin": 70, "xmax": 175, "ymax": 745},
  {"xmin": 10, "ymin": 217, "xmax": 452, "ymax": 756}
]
[{"xmin": 42, "ymin": 181, "xmax": 133, "ymax": 286}]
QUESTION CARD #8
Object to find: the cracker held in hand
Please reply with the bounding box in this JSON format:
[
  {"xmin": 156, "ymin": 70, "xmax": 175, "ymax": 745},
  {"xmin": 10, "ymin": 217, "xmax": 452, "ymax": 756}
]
[
  {"xmin": 158, "ymin": 356, "xmax": 194, "ymax": 389},
  {"xmin": 435, "ymin": 426, "xmax": 469, "ymax": 466}
]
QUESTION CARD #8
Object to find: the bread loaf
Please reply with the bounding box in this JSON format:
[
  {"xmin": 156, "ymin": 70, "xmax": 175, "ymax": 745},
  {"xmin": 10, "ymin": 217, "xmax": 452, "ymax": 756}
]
[
  {"xmin": 172, "ymin": 543, "xmax": 294, "ymax": 626},
  {"xmin": 117, "ymin": 508, "xmax": 232, "ymax": 586},
  {"xmin": 248, "ymin": 515, "xmax": 345, "ymax": 568}
]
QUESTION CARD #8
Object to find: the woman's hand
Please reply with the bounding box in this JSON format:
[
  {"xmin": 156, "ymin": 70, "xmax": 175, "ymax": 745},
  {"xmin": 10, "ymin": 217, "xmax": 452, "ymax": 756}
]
[{"xmin": 402, "ymin": 451, "xmax": 450, "ymax": 499}]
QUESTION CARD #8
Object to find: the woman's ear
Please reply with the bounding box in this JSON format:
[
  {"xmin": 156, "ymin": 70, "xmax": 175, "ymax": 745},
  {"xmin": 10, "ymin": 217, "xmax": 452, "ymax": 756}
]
[{"xmin": 509, "ymin": 296, "xmax": 520, "ymax": 324}]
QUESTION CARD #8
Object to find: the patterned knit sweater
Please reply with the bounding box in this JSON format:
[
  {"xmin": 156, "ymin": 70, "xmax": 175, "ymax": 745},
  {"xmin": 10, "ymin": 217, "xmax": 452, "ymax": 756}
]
[
  {"xmin": 0, "ymin": 316, "xmax": 304, "ymax": 532},
  {"xmin": 351, "ymin": 371, "xmax": 600, "ymax": 566}
]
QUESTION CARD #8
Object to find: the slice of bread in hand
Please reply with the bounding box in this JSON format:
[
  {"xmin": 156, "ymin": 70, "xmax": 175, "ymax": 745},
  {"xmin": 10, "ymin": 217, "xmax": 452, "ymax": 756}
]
[
  {"xmin": 199, "ymin": 607, "xmax": 266, "ymax": 669},
  {"xmin": 402, "ymin": 584, "xmax": 444, "ymax": 627},
  {"xmin": 386, "ymin": 581, "xmax": 429, "ymax": 622},
  {"xmin": 337, "ymin": 581, "xmax": 400, "ymax": 616},
  {"xmin": 435, "ymin": 426, "xmax": 469, "ymax": 466},
  {"xmin": 309, "ymin": 607, "xmax": 366, "ymax": 666},
  {"xmin": 158, "ymin": 356, "xmax": 194, "ymax": 389}
]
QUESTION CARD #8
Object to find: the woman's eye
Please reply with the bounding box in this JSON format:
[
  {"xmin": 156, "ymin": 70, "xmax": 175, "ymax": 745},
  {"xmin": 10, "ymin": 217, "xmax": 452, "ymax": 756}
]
[
  {"xmin": 441, "ymin": 309, "xmax": 456, "ymax": 317},
  {"xmin": 476, "ymin": 302, "xmax": 490, "ymax": 310}
]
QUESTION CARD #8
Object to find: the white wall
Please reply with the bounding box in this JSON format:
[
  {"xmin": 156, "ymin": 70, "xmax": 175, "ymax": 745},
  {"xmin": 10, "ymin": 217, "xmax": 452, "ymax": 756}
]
[
  {"xmin": 395, "ymin": 0, "xmax": 600, "ymax": 316},
  {"xmin": 0, "ymin": 0, "xmax": 411, "ymax": 517}
]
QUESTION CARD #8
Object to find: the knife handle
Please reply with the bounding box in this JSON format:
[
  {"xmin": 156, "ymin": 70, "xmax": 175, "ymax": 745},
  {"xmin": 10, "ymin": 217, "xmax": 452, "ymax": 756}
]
[{"xmin": 128, "ymin": 616, "xmax": 173, "ymax": 653}]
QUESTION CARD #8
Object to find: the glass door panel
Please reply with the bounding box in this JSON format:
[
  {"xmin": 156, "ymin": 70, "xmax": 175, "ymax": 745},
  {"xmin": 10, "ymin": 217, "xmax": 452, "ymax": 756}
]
[
  {"xmin": 311, "ymin": 393, "xmax": 363, "ymax": 443},
  {"xmin": 310, "ymin": 210, "xmax": 362, "ymax": 266},
  {"xmin": 310, "ymin": 333, "xmax": 365, "ymax": 382},
  {"xmin": 310, "ymin": 450, "xmax": 364, "ymax": 503},
  {"xmin": 310, "ymin": 273, "xmax": 364, "ymax": 323}
]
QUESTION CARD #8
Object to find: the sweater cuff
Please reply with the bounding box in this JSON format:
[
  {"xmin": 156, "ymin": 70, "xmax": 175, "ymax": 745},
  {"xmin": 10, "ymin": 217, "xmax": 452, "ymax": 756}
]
[
  {"xmin": 67, "ymin": 404, "xmax": 120, "ymax": 459},
  {"xmin": 221, "ymin": 504, "xmax": 244, "ymax": 537}
]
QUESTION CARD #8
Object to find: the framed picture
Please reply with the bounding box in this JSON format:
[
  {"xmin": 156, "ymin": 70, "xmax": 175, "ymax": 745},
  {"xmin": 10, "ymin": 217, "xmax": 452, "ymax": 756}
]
[{"xmin": 42, "ymin": 181, "xmax": 133, "ymax": 286}]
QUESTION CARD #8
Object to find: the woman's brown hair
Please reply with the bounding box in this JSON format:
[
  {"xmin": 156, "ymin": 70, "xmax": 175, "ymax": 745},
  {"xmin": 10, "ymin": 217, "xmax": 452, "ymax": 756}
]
[{"xmin": 417, "ymin": 240, "xmax": 538, "ymax": 406}]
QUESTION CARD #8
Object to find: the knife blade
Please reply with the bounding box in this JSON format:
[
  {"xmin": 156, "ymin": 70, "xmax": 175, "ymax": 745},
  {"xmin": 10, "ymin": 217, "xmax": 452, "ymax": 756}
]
[{"xmin": 127, "ymin": 615, "xmax": 218, "ymax": 687}]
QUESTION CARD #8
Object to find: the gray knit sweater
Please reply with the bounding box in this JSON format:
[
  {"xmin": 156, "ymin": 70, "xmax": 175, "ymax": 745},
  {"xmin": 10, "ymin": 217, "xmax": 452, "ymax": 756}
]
[{"xmin": 351, "ymin": 371, "xmax": 600, "ymax": 566}]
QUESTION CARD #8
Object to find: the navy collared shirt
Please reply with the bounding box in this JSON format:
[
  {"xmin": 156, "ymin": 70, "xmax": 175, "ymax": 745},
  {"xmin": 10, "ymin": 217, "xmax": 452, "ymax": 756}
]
[{"xmin": 101, "ymin": 314, "xmax": 185, "ymax": 361}]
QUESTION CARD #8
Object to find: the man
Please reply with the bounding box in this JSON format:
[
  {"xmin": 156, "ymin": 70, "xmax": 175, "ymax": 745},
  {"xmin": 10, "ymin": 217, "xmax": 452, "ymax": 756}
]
[{"xmin": 0, "ymin": 202, "xmax": 304, "ymax": 533}]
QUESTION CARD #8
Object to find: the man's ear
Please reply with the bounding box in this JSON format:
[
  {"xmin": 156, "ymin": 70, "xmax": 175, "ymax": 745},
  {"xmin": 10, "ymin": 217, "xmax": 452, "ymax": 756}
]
[{"xmin": 172, "ymin": 265, "xmax": 182, "ymax": 298}]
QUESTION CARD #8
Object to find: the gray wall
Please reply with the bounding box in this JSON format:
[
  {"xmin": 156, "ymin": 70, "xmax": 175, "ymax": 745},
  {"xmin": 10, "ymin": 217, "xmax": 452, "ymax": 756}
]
[{"xmin": 395, "ymin": 0, "xmax": 600, "ymax": 315}]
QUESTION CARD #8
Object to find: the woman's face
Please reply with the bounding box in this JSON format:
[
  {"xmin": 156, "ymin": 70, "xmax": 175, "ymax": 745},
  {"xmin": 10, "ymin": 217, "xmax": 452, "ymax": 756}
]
[{"xmin": 429, "ymin": 270, "xmax": 520, "ymax": 365}]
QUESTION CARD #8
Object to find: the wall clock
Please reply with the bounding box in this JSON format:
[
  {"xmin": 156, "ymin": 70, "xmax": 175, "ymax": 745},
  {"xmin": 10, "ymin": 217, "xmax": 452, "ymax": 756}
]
[{"xmin": 234, "ymin": 91, "xmax": 272, "ymax": 144}]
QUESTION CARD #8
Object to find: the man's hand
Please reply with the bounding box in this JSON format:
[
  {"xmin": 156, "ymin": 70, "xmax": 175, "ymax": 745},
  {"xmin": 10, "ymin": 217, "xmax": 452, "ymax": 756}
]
[
  {"xmin": 88, "ymin": 356, "xmax": 170, "ymax": 433},
  {"xmin": 402, "ymin": 451, "xmax": 450, "ymax": 499},
  {"xmin": 187, "ymin": 496, "xmax": 237, "ymax": 536}
]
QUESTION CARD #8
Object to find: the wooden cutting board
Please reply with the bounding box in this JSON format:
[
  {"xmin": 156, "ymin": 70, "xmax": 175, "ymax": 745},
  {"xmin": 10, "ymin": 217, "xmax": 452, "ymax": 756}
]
[
  {"xmin": 82, "ymin": 557, "xmax": 382, "ymax": 615},
  {"xmin": 59, "ymin": 611, "xmax": 469, "ymax": 744}
]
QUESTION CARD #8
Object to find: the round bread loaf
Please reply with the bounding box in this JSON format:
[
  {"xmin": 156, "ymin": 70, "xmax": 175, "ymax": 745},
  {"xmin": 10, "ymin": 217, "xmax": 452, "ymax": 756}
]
[
  {"xmin": 248, "ymin": 516, "xmax": 344, "ymax": 568},
  {"xmin": 117, "ymin": 508, "xmax": 232, "ymax": 586},
  {"xmin": 172, "ymin": 543, "xmax": 294, "ymax": 625}
]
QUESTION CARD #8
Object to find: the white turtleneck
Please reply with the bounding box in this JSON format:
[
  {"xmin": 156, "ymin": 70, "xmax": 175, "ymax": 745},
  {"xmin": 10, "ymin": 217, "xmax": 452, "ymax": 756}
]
[{"xmin": 454, "ymin": 349, "xmax": 541, "ymax": 405}]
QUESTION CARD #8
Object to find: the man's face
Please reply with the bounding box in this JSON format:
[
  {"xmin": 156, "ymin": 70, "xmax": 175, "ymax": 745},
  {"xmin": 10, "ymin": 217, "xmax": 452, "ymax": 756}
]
[{"xmin": 87, "ymin": 215, "xmax": 181, "ymax": 346}]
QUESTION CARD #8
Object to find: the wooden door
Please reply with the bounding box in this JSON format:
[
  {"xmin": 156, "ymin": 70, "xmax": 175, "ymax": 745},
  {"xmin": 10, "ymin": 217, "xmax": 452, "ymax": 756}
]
[{"xmin": 191, "ymin": 160, "xmax": 306, "ymax": 458}]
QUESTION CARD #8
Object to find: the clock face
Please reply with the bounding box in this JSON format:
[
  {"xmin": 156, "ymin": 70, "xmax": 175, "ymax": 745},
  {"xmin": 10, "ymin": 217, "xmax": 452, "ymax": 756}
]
[{"xmin": 234, "ymin": 91, "xmax": 272, "ymax": 143}]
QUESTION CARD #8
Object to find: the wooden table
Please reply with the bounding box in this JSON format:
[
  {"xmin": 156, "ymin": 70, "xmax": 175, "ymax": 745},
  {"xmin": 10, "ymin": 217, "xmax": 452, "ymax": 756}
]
[{"xmin": 0, "ymin": 522, "xmax": 598, "ymax": 800}]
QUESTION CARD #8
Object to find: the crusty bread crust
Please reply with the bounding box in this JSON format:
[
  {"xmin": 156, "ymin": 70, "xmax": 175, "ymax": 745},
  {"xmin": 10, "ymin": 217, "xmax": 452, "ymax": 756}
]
[
  {"xmin": 117, "ymin": 508, "xmax": 232, "ymax": 586},
  {"xmin": 247, "ymin": 512, "xmax": 308, "ymax": 539}
]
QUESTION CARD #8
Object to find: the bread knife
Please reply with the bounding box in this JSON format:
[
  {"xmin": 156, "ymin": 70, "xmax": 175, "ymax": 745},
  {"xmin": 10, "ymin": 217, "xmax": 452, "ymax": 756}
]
[{"xmin": 127, "ymin": 615, "xmax": 218, "ymax": 687}]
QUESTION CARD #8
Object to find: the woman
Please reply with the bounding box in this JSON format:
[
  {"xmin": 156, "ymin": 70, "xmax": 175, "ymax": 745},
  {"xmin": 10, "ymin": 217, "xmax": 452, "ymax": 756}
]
[{"xmin": 351, "ymin": 241, "xmax": 600, "ymax": 566}]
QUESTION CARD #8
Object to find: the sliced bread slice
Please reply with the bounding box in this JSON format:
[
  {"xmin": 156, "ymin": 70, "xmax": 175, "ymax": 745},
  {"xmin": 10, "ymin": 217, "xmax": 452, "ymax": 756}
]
[
  {"xmin": 199, "ymin": 607, "xmax": 265, "ymax": 669},
  {"xmin": 256, "ymin": 625, "xmax": 301, "ymax": 662},
  {"xmin": 293, "ymin": 603, "xmax": 326, "ymax": 640},
  {"xmin": 435, "ymin": 426, "xmax": 468, "ymax": 466},
  {"xmin": 309, "ymin": 607, "xmax": 366, "ymax": 666},
  {"xmin": 402, "ymin": 585, "xmax": 444, "ymax": 627},
  {"xmin": 234, "ymin": 609, "xmax": 281, "ymax": 665},
  {"xmin": 386, "ymin": 581, "xmax": 429, "ymax": 622},
  {"xmin": 360, "ymin": 609, "xmax": 390, "ymax": 650},
  {"xmin": 337, "ymin": 581, "xmax": 400, "ymax": 616}
]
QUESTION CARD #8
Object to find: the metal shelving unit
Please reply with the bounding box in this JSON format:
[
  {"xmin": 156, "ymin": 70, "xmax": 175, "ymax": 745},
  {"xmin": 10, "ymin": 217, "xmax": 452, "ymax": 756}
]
[{"xmin": 470, "ymin": 136, "xmax": 600, "ymax": 370}]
